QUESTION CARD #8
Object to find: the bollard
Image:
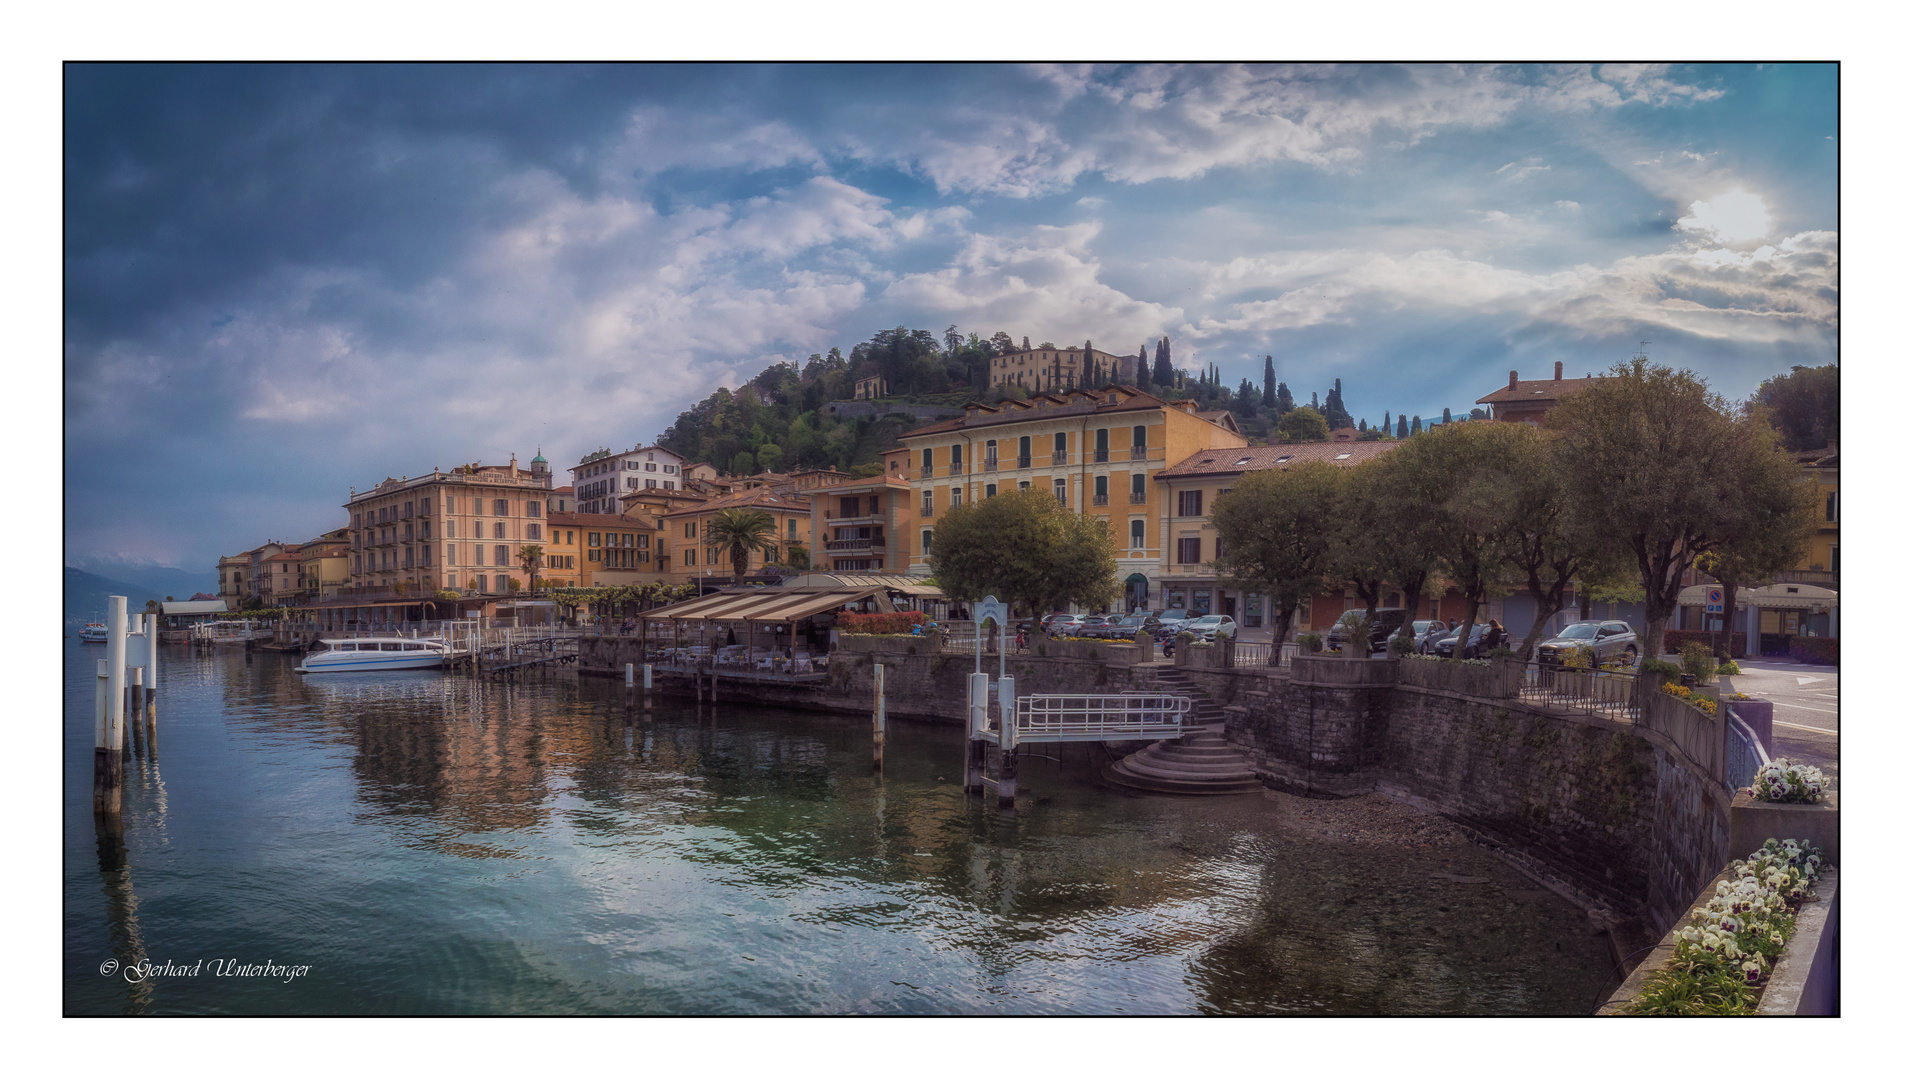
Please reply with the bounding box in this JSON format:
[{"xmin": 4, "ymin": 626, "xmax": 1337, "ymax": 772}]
[
  {"xmin": 97, "ymin": 598, "xmax": 129, "ymax": 819},
  {"xmin": 997, "ymin": 674, "xmax": 1017, "ymax": 807},
  {"xmin": 127, "ymin": 667, "xmax": 145, "ymax": 759},
  {"xmin": 872, "ymin": 663, "xmax": 886, "ymax": 770},
  {"xmin": 642, "ymin": 664, "xmax": 653, "ymax": 717}
]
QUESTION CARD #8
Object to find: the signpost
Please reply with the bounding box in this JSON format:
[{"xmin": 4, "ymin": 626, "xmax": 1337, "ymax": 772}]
[{"xmin": 1705, "ymin": 588, "xmax": 1723, "ymax": 615}]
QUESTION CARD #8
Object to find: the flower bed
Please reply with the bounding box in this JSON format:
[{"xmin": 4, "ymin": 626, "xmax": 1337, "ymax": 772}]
[
  {"xmin": 1746, "ymin": 760, "xmax": 1827, "ymax": 804},
  {"xmin": 1659, "ymin": 681, "xmax": 1718, "ymax": 715},
  {"xmin": 1788, "ymin": 637, "xmax": 1838, "ymax": 666},
  {"xmin": 1624, "ymin": 839, "xmax": 1826, "ymax": 1015}
]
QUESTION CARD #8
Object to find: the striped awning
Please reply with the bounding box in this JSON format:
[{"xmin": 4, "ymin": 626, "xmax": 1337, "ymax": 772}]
[
  {"xmin": 1677, "ymin": 582, "xmax": 1837, "ymax": 611},
  {"xmin": 641, "ymin": 586, "xmax": 888, "ymax": 623}
]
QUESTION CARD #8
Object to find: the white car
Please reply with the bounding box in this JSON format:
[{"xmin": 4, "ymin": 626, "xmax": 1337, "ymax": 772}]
[{"xmin": 1184, "ymin": 615, "xmax": 1238, "ymax": 642}]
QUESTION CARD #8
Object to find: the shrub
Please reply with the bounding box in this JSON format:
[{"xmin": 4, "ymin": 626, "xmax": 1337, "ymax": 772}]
[
  {"xmin": 1717, "ymin": 660, "xmax": 1741, "ymax": 676},
  {"xmin": 1663, "ymin": 629, "xmax": 1746, "ymax": 659},
  {"xmin": 1176, "ymin": 630, "xmax": 1197, "ymax": 644},
  {"xmin": 834, "ymin": 611, "xmax": 929, "ymax": 636},
  {"xmin": 1640, "ymin": 658, "xmax": 1681, "ymax": 680},
  {"xmin": 434, "ymin": 589, "xmax": 460, "ymax": 601},
  {"xmin": 1679, "ymin": 641, "xmax": 1718, "ymax": 684},
  {"xmin": 1296, "ymin": 631, "xmax": 1323, "ymax": 653},
  {"xmin": 1388, "ymin": 634, "xmax": 1417, "ymax": 656},
  {"xmin": 1788, "ymin": 637, "xmax": 1838, "ymax": 666}
]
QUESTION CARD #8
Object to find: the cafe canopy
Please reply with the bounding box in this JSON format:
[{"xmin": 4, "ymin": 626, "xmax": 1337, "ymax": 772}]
[{"xmin": 640, "ymin": 585, "xmax": 893, "ymax": 624}]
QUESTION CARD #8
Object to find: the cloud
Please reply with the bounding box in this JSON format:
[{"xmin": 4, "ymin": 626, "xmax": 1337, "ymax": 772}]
[{"xmin": 1675, "ymin": 189, "xmax": 1773, "ymax": 243}]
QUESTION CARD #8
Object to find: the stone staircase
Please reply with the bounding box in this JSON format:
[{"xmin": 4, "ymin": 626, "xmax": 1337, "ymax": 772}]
[{"xmin": 1101, "ymin": 668, "xmax": 1261, "ymax": 795}]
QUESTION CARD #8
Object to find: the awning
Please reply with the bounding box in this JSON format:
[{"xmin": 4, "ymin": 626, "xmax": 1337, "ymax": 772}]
[
  {"xmin": 161, "ymin": 600, "xmax": 229, "ymax": 616},
  {"xmin": 642, "ymin": 586, "xmax": 887, "ymax": 623},
  {"xmin": 1677, "ymin": 582, "xmax": 1837, "ymax": 611},
  {"xmin": 785, "ymin": 572, "xmax": 946, "ymax": 599}
]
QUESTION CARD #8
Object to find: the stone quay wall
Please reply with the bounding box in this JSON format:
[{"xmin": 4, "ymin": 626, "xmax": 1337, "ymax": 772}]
[{"xmin": 1195, "ymin": 651, "xmax": 1728, "ymax": 929}]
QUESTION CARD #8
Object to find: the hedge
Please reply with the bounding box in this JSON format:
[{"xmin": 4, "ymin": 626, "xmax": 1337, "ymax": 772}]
[
  {"xmin": 1662, "ymin": 629, "xmax": 1746, "ymax": 659},
  {"xmin": 834, "ymin": 611, "xmax": 929, "ymax": 635},
  {"xmin": 1788, "ymin": 637, "xmax": 1838, "ymax": 665}
]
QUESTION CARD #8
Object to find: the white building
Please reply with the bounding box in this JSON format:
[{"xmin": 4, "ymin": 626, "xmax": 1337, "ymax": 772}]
[{"xmin": 569, "ymin": 444, "xmax": 688, "ymax": 516}]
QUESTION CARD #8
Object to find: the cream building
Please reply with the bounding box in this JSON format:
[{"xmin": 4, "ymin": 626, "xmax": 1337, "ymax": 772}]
[{"xmin": 344, "ymin": 454, "xmax": 555, "ymax": 595}]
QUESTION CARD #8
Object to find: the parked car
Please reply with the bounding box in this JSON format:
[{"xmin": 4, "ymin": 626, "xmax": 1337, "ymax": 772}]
[
  {"xmin": 1149, "ymin": 609, "xmax": 1194, "ymax": 633},
  {"xmin": 1184, "ymin": 615, "xmax": 1239, "ymax": 642},
  {"xmin": 1041, "ymin": 613, "xmax": 1083, "ymax": 637},
  {"xmin": 1076, "ymin": 614, "xmax": 1117, "ymax": 639},
  {"xmin": 1102, "ymin": 615, "xmax": 1149, "ymax": 640},
  {"xmin": 1429, "ymin": 622, "xmax": 1493, "ymax": 659},
  {"xmin": 1534, "ymin": 621, "xmax": 1640, "ymax": 667},
  {"xmin": 1325, "ymin": 608, "xmax": 1409, "ymax": 654},
  {"xmin": 1406, "ymin": 620, "xmax": 1452, "ymax": 654}
]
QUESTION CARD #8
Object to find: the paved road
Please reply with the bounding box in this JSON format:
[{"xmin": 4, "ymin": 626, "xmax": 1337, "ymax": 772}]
[{"xmin": 1728, "ymin": 660, "xmax": 1839, "ymax": 793}]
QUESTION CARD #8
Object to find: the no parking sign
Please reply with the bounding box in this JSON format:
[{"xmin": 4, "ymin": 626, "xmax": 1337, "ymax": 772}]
[{"xmin": 1705, "ymin": 588, "xmax": 1723, "ymax": 614}]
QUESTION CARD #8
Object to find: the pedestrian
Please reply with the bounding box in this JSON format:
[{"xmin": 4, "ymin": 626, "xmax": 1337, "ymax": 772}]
[{"xmin": 1486, "ymin": 619, "xmax": 1505, "ymax": 651}]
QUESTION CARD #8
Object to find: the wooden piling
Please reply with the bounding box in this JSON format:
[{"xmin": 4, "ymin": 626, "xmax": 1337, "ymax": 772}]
[
  {"xmin": 996, "ymin": 674, "xmax": 1017, "ymax": 808},
  {"xmin": 642, "ymin": 664, "xmax": 653, "ymax": 718},
  {"xmin": 872, "ymin": 663, "xmax": 886, "ymax": 770}
]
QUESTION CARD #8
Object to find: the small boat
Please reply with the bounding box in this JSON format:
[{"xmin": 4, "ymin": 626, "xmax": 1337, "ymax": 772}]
[
  {"xmin": 79, "ymin": 623, "xmax": 109, "ymax": 643},
  {"xmin": 295, "ymin": 637, "xmax": 452, "ymax": 673}
]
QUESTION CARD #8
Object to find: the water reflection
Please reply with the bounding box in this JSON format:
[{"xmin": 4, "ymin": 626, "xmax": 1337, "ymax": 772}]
[{"xmin": 66, "ymin": 645, "xmax": 1614, "ymax": 1015}]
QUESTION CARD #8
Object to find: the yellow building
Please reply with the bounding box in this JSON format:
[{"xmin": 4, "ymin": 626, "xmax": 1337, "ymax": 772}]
[
  {"xmin": 344, "ymin": 453, "xmax": 555, "ymax": 595},
  {"xmin": 985, "ymin": 344, "xmax": 1135, "ymax": 392},
  {"xmin": 808, "ymin": 466, "xmax": 915, "ymax": 575},
  {"xmin": 894, "ymin": 385, "xmax": 1246, "ymax": 608},
  {"xmin": 1791, "ymin": 445, "xmax": 1839, "ymax": 587},
  {"xmin": 298, "ymin": 530, "xmax": 352, "ymax": 601},
  {"xmin": 555, "ymin": 511, "xmax": 660, "ymax": 587},
  {"xmin": 663, "ymin": 489, "xmax": 813, "ymax": 586},
  {"xmin": 1155, "ymin": 441, "xmax": 1398, "ymax": 624},
  {"xmin": 217, "ymin": 553, "xmax": 250, "ymax": 610}
]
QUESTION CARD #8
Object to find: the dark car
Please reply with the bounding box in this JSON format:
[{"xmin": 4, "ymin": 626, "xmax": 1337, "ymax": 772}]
[
  {"xmin": 1103, "ymin": 615, "xmax": 1149, "ymax": 640},
  {"xmin": 1406, "ymin": 620, "xmax": 1451, "ymax": 653},
  {"xmin": 1535, "ymin": 621, "xmax": 1640, "ymax": 667},
  {"xmin": 1429, "ymin": 622, "xmax": 1494, "ymax": 659},
  {"xmin": 1325, "ymin": 608, "xmax": 1409, "ymax": 654}
]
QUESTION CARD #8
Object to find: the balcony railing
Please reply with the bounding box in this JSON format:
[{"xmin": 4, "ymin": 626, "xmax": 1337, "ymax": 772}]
[
  {"xmin": 921, "ymin": 466, "xmax": 934, "ymax": 479},
  {"xmin": 984, "ymin": 459, "xmax": 999, "ymax": 472},
  {"xmin": 1092, "ymin": 493, "xmax": 1109, "ymax": 506},
  {"xmin": 1052, "ymin": 451, "xmax": 1068, "ymax": 465},
  {"xmin": 825, "ymin": 538, "xmax": 882, "ymax": 551},
  {"xmin": 1016, "ymin": 455, "xmax": 1031, "ymax": 468},
  {"xmin": 1094, "ymin": 449, "xmax": 1109, "ymax": 463},
  {"xmin": 921, "ymin": 506, "xmax": 933, "ymax": 517},
  {"xmin": 1129, "ymin": 491, "xmax": 1148, "ymax": 505},
  {"xmin": 948, "ymin": 463, "xmax": 964, "ymax": 476},
  {"xmin": 1131, "ymin": 446, "xmax": 1148, "ymax": 460}
]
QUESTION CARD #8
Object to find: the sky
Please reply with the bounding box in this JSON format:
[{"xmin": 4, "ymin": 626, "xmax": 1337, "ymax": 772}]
[{"xmin": 63, "ymin": 62, "xmax": 1839, "ymax": 580}]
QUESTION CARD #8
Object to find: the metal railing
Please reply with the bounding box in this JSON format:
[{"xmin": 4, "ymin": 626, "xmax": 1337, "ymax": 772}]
[
  {"xmin": 948, "ymin": 463, "xmax": 964, "ymax": 476},
  {"xmin": 1094, "ymin": 449, "xmax": 1109, "ymax": 463},
  {"xmin": 1092, "ymin": 493, "xmax": 1109, "ymax": 506},
  {"xmin": 984, "ymin": 459, "xmax": 999, "ymax": 472},
  {"xmin": 1513, "ymin": 662, "xmax": 1638, "ymax": 720},
  {"xmin": 1051, "ymin": 451, "xmax": 1068, "ymax": 465},
  {"xmin": 1128, "ymin": 491, "xmax": 1147, "ymax": 504},
  {"xmin": 1016, "ymin": 455, "xmax": 1031, "ymax": 468},
  {"xmin": 1233, "ymin": 641, "xmax": 1297, "ymax": 670},
  {"xmin": 1130, "ymin": 446, "xmax": 1148, "ymax": 460},
  {"xmin": 1009, "ymin": 693, "xmax": 1192, "ymax": 744},
  {"xmin": 1726, "ymin": 712, "xmax": 1769, "ymax": 793},
  {"xmin": 921, "ymin": 466, "xmax": 934, "ymax": 478}
]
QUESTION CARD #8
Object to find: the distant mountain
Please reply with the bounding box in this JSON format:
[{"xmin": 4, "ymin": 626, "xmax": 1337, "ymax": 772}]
[
  {"xmin": 64, "ymin": 567, "xmax": 166, "ymax": 624},
  {"xmin": 65, "ymin": 560, "xmax": 212, "ymax": 604}
]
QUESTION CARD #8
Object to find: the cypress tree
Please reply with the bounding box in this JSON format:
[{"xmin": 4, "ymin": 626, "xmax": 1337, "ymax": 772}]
[
  {"xmin": 1136, "ymin": 346, "xmax": 1149, "ymax": 386},
  {"xmin": 1383, "ymin": 410, "xmax": 1391, "ymax": 432},
  {"xmin": 1275, "ymin": 381, "xmax": 1294, "ymax": 412},
  {"xmin": 1442, "ymin": 407, "xmax": 1452, "ymax": 425},
  {"xmin": 1410, "ymin": 415, "xmax": 1422, "ymax": 434},
  {"xmin": 1152, "ymin": 337, "xmax": 1174, "ymax": 387},
  {"xmin": 1324, "ymin": 378, "xmax": 1353, "ymax": 430},
  {"xmin": 1396, "ymin": 414, "xmax": 1409, "ymax": 438},
  {"xmin": 1022, "ymin": 336, "xmax": 1031, "ymax": 352},
  {"xmin": 1262, "ymin": 355, "xmax": 1276, "ymax": 408},
  {"xmin": 1083, "ymin": 340, "xmax": 1095, "ymax": 385}
]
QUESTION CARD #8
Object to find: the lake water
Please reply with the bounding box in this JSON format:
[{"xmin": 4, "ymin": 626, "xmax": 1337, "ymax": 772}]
[{"xmin": 64, "ymin": 639, "xmax": 1615, "ymax": 1015}]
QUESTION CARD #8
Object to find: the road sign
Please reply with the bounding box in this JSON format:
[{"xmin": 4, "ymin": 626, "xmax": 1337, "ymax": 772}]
[
  {"xmin": 1705, "ymin": 588, "xmax": 1723, "ymax": 614},
  {"xmin": 973, "ymin": 595, "xmax": 1008, "ymax": 626}
]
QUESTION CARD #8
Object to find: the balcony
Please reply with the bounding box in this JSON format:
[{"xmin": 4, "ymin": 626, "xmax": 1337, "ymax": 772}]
[
  {"xmin": 1094, "ymin": 449, "xmax": 1109, "ymax": 463},
  {"xmin": 921, "ymin": 466, "xmax": 934, "ymax": 479},
  {"xmin": 1130, "ymin": 446, "xmax": 1148, "ymax": 460},
  {"xmin": 825, "ymin": 537, "xmax": 883, "ymax": 551},
  {"xmin": 921, "ymin": 506, "xmax": 933, "ymax": 517},
  {"xmin": 1052, "ymin": 451, "xmax": 1068, "ymax": 465},
  {"xmin": 984, "ymin": 459, "xmax": 999, "ymax": 473},
  {"xmin": 948, "ymin": 463, "xmax": 964, "ymax": 476},
  {"xmin": 1092, "ymin": 494, "xmax": 1110, "ymax": 507},
  {"xmin": 1129, "ymin": 492, "xmax": 1148, "ymax": 505},
  {"xmin": 1016, "ymin": 455, "xmax": 1031, "ymax": 469}
]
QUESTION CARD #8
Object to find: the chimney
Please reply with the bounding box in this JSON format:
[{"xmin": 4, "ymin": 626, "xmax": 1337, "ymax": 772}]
[
  {"xmin": 1554, "ymin": 361, "xmax": 1563, "ymax": 381},
  {"xmin": 1508, "ymin": 370, "xmax": 1518, "ymax": 391}
]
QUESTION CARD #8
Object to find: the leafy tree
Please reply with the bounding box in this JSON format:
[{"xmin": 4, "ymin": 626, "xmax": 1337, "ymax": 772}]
[
  {"xmin": 518, "ymin": 545, "xmax": 545, "ymax": 592},
  {"xmin": 1546, "ymin": 356, "xmax": 1818, "ymax": 657},
  {"xmin": 705, "ymin": 507, "xmax": 780, "ymax": 586},
  {"xmin": 1324, "ymin": 378, "xmax": 1354, "ymax": 430},
  {"xmin": 1746, "ymin": 364, "xmax": 1838, "ymax": 452},
  {"xmin": 1208, "ymin": 461, "xmax": 1344, "ymax": 662},
  {"xmin": 990, "ymin": 331, "xmax": 1015, "ymax": 355},
  {"xmin": 1337, "ymin": 452, "xmax": 1444, "ymax": 644},
  {"xmin": 1263, "ymin": 355, "xmax": 1277, "ymax": 408},
  {"xmin": 729, "ymin": 451, "xmax": 757, "ymax": 476},
  {"xmin": 1694, "ymin": 434, "xmax": 1823, "ymax": 658},
  {"xmin": 1391, "ymin": 422, "xmax": 1526, "ymax": 656},
  {"xmin": 1235, "ymin": 378, "xmax": 1257, "ymax": 415},
  {"xmin": 1469, "ymin": 407, "xmax": 1487, "ymax": 420},
  {"xmin": 1276, "ymin": 406, "xmax": 1329, "ymax": 443},
  {"xmin": 1487, "ymin": 424, "xmax": 1608, "ymax": 660},
  {"xmin": 929, "ymin": 488, "xmax": 1117, "ymax": 620}
]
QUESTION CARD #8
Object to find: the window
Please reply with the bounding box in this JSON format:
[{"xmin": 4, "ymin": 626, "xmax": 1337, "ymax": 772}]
[
  {"xmin": 1133, "ymin": 425, "xmax": 1147, "ymax": 448},
  {"xmin": 1054, "ymin": 478, "xmax": 1068, "ymax": 505},
  {"xmin": 1179, "ymin": 490, "xmax": 1202, "ymax": 517},
  {"xmin": 664, "ymin": 465, "xmax": 676, "ymax": 474},
  {"xmin": 788, "ymin": 518, "xmax": 798, "ymax": 539},
  {"xmin": 473, "ymin": 498, "xmax": 484, "ymax": 515},
  {"xmin": 1095, "ymin": 428, "xmax": 1110, "ymax": 461},
  {"xmin": 868, "ymin": 495, "xmax": 880, "ymax": 515},
  {"xmin": 684, "ymin": 522, "xmax": 696, "ymax": 538},
  {"xmin": 1177, "ymin": 538, "xmax": 1201, "ymax": 564},
  {"xmin": 495, "ymin": 545, "xmax": 509, "ymax": 566},
  {"xmin": 1053, "ymin": 431, "xmax": 1067, "ymax": 457},
  {"xmin": 985, "ymin": 439, "xmax": 998, "ymax": 467},
  {"xmin": 588, "ymin": 532, "xmax": 600, "ymax": 547},
  {"xmin": 922, "ymin": 489, "xmax": 934, "ymax": 516},
  {"xmin": 566, "ymin": 555, "xmax": 575, "ymax": 569},
  {"xmin": 528, "ymin": 501, "xmax": 541, "ymax": 517},
  {"xmin": 684, "ymin": 549, "xmax": 696, "ymax": 566},
  {"xmin": 494, "ymin": 521, "xmax": 506, "ymax": 539},
  {"xmin": 950, "ymin": 444, "xmax": 962, "ymax": 468},
  {"xmin": 494, "ymin": 499, "xmax": 509, "ymax": 516},
  {"xmin": 1129, "ymin": 519, "xmax": 1145, "ymax": 549},
  {"xmin": 421, "ymin": 546, "xmax": 432, "ymax": 566},
  {"xmin": 1826, "ymin": 491, "xmax": 1838, "ymax": 522},
  {"xmin": 663, "ymin": 481, "xmax": 674, "ymax": 491},
  {"xmin": 1214, "ymin": 538, "xmax": 1225, "ymax": 559},
  {"xmin": 475, "ymin": 544, "xmax": 485, "ymax": 565},
  {"xmin": 354, "ymin": 513, "xmax": 361, "ymax": 528},
  {"xmin": 1094, "ymin": 475, "xmax": 1109, "ymax": 505},
  {"xmin": 921, "ymin": 530, "xmax": 933, "ymax": 555},
  {"xmin": 495, "ymin": 574, "xmax": 508, "ymax": 592},
  {"xmin": 446, "ymin": 544, "xmax": 458, "ymax": 565},
  {"xmin": 1830, "ymin": 545, "xmax": 1839, "ymax": 577},
  {"xmin": 986, "ymin": 483, "xmax": 998, "ymax": 497},
  {"xmin": 527, "ymin": 524, "xmax": 541, "ymax": 540},
  {"xmin": 1018, "ymin": 481, "xmax": 1030, "ymax": 490}
]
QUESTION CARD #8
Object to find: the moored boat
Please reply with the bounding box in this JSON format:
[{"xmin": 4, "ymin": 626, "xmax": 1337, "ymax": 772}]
[
  {"xmin": 79, "ymin": 623, "xmax": 109, "ymax": 643},
  {"xmin": 295, "ymin": 637, "xmax": 452, "ymax": 673}
]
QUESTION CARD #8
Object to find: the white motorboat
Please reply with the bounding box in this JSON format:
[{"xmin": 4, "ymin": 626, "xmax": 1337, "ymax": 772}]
[
  {"xmin": 296, "ymin": 636, "xmax": 452, "ymax": 673},
  {"xmin": 79, "ymin": 622, "xmax": 109, "ymax": 643}
]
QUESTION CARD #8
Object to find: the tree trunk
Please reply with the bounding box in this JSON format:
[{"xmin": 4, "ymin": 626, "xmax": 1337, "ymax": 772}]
[
  {"xmin": 1577, "ymin": 587, "xmax": 1592, "ymax": 620},
  {"xmin": 1715, "ymin": 578, "xmax": 1741, "ymax": 662},
  {"xmin": 1269, "ymin": 605, "xmax": 1295, "ymax": 666},
  {"xmin": 1453, "ymin": 595, "xmax": 1481, "ymax": 659}
]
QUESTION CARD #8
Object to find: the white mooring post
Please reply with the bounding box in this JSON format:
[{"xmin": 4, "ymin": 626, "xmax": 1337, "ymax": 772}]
[
  {"xmin": 97, "ymin": 596, "xmax": 129, "ymax": 819},
  {"xmin": 965, "ymin": 672, "xmax": 989, "ymax": 795},
  {"xmin": 996, "ymin": 674, "xmax": 1017, "ymax": 807},
  {"xmin": 872, "ymin": 663, "xmax": 886, "ymax": 770},
  {"xmin": 642, "ymin": 663, "xmax": 653, "ymax": 717}
]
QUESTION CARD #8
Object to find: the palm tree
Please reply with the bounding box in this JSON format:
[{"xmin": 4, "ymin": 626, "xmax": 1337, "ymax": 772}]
[
  {"xmin": 518, "ymin": 545, "xmax": 545, "ymax": 593},
  {"xmin": 705, "ymin": 507, "xmax": 779, "ymax": 586}
]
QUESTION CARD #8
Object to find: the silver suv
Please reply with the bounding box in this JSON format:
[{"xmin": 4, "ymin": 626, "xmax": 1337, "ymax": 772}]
[{"xmin": 1534, "ymin": 621, "xmax": 1640, "ymax": 667}]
